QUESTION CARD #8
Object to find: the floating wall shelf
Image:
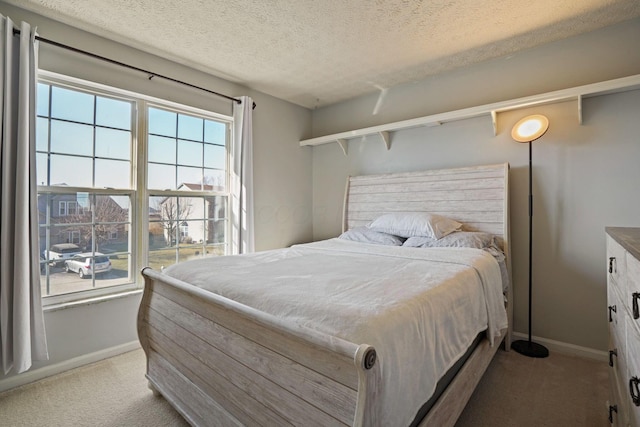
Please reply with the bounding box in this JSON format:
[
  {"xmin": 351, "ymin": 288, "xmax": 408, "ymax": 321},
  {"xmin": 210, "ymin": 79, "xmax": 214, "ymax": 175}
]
[{"xmin": 300, "ymin": 74, "xmax": 640, "ymax": 154}]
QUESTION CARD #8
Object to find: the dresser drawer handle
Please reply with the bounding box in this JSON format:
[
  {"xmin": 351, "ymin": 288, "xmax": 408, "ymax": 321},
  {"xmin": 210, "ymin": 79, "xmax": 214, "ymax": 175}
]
[
  {"xmin": 609, "ymin": 349, "xmax": 617, "ymax": 367},
  {"xmin": 609, "ymin": 257, "xmax": 616, "ymax": 274},
  {"xmin": 633, "ymin": 292, "xmax": 640, "ymax": 320},
  {"xmin": 608, "ymin": 305, "xmax": 617, "ymax": 322},
  {"xmin": 631, "ymin": 377, "xmax": 640, "ymax": 406},
  {"xmin": 608, "ymin": 404, "xmax": 618, "ymax": 423}
]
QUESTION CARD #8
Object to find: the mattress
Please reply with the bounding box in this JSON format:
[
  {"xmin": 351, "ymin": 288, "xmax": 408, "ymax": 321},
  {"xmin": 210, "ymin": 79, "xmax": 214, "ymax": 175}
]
[{"xmin": 163, "ymin": 238, "xmax": 508, "ymax": 426}]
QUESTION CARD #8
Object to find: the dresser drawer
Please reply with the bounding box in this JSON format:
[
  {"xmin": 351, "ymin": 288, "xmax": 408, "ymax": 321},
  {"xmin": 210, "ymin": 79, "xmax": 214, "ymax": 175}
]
[
  {"xmin": 608, "ymin": 235, "xmax": 628, "ymax": 296},
  {"xmin": 609, "ymin": 336, "xmax": 631, "ymax": 425},
  {"xmin": 609, "ymin": 284, "xmax": 627, "ymax": 363},
  {"xmin": 626, "ymin": 316, "xmax": 640, "ymax": 426},
  {"xmin": 610, "ymin": 366, "xmax": 629, "ymax": 427},
  {"xmin": 627, "ymin": 252, "xmax": 640, "ymax": 328}
]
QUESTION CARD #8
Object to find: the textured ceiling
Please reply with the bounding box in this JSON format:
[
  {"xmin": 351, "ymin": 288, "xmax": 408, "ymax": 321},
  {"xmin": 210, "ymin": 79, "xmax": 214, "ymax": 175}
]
[{"xmin": 6, "ymin": 0, "xmax": 640, "ymax": 108}]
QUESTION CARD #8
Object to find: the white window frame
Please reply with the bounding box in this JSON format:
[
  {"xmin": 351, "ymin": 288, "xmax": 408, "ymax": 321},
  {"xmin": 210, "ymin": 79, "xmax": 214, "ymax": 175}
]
[
  {"xmin": 38, "ymin": 71, "xmax": 234, "ymax": 306},
  {"xmin": 68, "ymin": 230, "xmax": 81, "ymax": 244}
]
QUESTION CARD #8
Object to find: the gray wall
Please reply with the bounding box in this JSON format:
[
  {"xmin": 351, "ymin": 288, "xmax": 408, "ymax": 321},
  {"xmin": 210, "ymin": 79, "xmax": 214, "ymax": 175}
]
[
  {"xmin": 0, "ymin": 1, "xmax": 312, "ymax": 389},
  {"xmin": 310, "ymin": 18, "xmax": 640, "ymax": 352}
]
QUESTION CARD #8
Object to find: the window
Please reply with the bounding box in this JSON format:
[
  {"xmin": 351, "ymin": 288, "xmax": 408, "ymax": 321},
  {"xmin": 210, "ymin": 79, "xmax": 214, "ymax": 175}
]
[
  {"xmin": 37, "ymin": 74, "xmax": 232, "ymax": 303},
  {"xmin": 68, "ymin": 201, "xmax": 78, "ymax": 216},
  {"xmin": 68, "ymin": 230, "xmax": 81, "ymax": 244},
  {"xmin": 58, "ymin": 201, "xmax": 80, "ymax": 216}
]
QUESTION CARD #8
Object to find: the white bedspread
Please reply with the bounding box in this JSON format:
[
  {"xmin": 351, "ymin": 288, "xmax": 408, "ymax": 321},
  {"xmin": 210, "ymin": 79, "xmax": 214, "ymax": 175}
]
[{"xmin": 163, "ymin": 238, "xmax": 508, "ymax": 427}]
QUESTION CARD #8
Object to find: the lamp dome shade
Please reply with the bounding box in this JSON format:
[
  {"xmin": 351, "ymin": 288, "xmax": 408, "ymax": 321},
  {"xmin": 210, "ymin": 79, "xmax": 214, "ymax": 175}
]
[{"xmin": 511, "ymin": 114, "xmax": 549, "ymax": 143}]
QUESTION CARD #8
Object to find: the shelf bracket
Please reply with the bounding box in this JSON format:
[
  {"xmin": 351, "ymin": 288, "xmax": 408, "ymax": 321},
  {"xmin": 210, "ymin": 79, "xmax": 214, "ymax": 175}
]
[
  {"xmin": 336, "ymin": 138, "xmax": 348, "ymax": 156},
  {"xmin": 491, "ymin": 110, "xmax": 498, "ymax": 136},
  {"xmin": 379, "ymin": 131, "xmax": 391, "ymax": 150},
  {"xmin": 577, "ymin": 94, "xmax": 583, "ymax": 125}
]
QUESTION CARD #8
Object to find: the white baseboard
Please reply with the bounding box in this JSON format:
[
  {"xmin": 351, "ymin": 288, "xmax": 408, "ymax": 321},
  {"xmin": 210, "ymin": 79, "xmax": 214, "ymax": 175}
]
[
  {"xmin": 0, "ymin": 341, "xmax": 141, "ymax": 394},
  {"xmin": 511, "ymin": 332, "xmax": 607, "ymax": 362}
]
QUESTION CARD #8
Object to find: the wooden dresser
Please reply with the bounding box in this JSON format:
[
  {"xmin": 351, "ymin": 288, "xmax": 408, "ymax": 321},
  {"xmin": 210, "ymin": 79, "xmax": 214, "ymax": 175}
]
[{"xmin": 606, "ymin": 227, "xmax": 640, "ymax": 426}]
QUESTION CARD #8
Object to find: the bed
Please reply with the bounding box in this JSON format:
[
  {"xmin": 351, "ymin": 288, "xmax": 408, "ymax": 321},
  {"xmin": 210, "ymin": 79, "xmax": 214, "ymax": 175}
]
[{"xmin": 137, "ymin": 162, "xmax": 513, "ymax": 427}]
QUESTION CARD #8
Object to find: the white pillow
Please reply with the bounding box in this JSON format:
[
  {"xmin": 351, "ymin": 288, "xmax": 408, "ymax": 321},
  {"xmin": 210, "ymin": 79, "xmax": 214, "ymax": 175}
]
[
  {"xmin": 403, "ymin": 231, "xmax": 498, "ymax": 249},
  {"xmin": 338, "ymin": 226, "xmax": 405, "ymax": 246},
  {"xmin": 367, "ymin": 212, "xmax": 462, "ymax": 239}
]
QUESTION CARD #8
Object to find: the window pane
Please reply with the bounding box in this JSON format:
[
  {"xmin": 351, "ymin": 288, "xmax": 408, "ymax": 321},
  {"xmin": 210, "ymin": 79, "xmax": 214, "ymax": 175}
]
[
  {"xmin": 204, "ymin": 144, "xmax": 225, "ymax": 169},
  {"xmin": 207, "ymin": 195, "xmax": 227, "ymax": 220},
  {"xmin": 207, "ymin": 218, "xmax": 227, "ymax": 245},
  {"xmin": 36, "ymin": 153, "xmax": 48, "ymax": 186},
  {"xmin": 50, "ymin": 154, "xmax": 92, "ymax": 187},
  {"xmin": 102, "ymin": 254, "xmax": 130, "ymax": 288},
  {"xmin": 177, "ymin": 166, "xmax": 202, "ymax": 188},
  {"xmin": 204, "ymin": 120, "xmax": 225, "ymax": 145},
  {"xmin": 206, "ymin": 196, "xmax": 227, "ymax": 244},
  {"xmin": 96, "ymin": 97, "xmax": 132, "ymax": 130},
  {"xmin": 181, "ymin": 197, "xmax": 205, "ymax": 219},
  {"xmin": 206, "ymin": 243, "xmax": 226, "ymax": 257},
  {"xmin": 178, "ymin": 140, "xmax": 202, "ymax": 167},
  {"xmin": 148, "ymin": 245, "xmax": 177, "ymax": 270},
  {"xmin": 170, "ymin": 197, "xmax": 197, "ymax": 221},
  {"xmin": 37, "ymin": 83, "xmax": 50, "ymax": 117},
  {"xmin": 92, "ymin": 194, "xmax": 130, "ymax": 250},
  {"xmin": 95, "ymin": 159, "xmax": 130, "ymax": 188},
  {"xmin": 148, "ymin": 135, "xmax": 176, "ymax": 164},
  {"xmin": 186, "ymin": 220, "xmax": 207, "ymax": 243},
  {"xmin": 40, "ymin": 192, "xmax": 90, "ymax": 255},
  {"xmin": 36, "ymin": 117, "xmax": 49, "ymax": 152},
  {"xmin": 203, "ymin": 168, "xmax": 225, "ymax": 190},
  {"xmin": 148, "ymin": 163, "xmax": 176, "ymax": 190},
  {"xmin": 178, "ymin": 242, "xmax": 204, "ymax": 263},
  {"xmin": 95, "ymin": 128, "xmax": 131, "ymax": 160},
  {"xmin": 178, "ymin": 114, "xmax": 203, "ymax": 141},
  {"xmin": 149, "ymin": 107, "xmax": 176, "ymax": 137},
  {"xmin": 181, "ymin": 219, "xmax": 205, "ymax": 243},
  {"xmin": 50, "ymin": 121, "xmax": 93, "ymax": 156},
  {"xmin": 51, "ymin": 86, "xmax": 94, "ymax": 124}
]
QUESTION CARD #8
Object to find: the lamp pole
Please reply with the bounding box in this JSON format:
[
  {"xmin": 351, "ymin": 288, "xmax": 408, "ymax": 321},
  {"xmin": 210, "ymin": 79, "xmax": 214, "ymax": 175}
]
[
  {"xmin": 528, "ymin": 141, "xmax": 534, "ymax": 344},
  {"xmin": 510, "ymin": 115, "xmax": 549, "ymax": 358},
  {"xmin": 511, "ymin": 115, "xmax": 549, "ymax": 357}
]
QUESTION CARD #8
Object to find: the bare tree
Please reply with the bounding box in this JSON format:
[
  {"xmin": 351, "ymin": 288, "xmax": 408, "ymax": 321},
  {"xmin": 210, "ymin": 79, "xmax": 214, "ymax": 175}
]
[
  {"xmin": 57, "ymin": 195, "xmax": 128, "ymax": 251},
  {"xmin": 155, "ymin": 197, "xmax": 193, "ymax": 246}
]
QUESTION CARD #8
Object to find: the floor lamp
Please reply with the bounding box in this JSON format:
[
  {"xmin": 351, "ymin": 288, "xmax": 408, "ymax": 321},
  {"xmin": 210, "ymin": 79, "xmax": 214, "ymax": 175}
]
[{"xmin": 510, "ymin": 114, "xmax": 550, "ymax": 358}]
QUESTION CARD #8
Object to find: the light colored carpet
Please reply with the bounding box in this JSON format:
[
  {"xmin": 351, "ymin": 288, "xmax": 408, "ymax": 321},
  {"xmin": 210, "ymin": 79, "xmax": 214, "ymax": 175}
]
[
  {"xmin": 455, "ymin": 349, "xmax": 609, "ymax": 427},
  {"xmin": 0, "ymin": 347, "xmax": 608, "ymax": 426},
  {"xmin": 0, "ymin": 349, "xmax": 189, "ymax": 427}
]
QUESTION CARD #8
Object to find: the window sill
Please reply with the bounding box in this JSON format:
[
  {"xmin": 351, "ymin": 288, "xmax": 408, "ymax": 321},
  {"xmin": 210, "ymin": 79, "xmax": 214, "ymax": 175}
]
[{"xmin": 43, "ymin": 288, "xmax": 143, "ymax": 313}]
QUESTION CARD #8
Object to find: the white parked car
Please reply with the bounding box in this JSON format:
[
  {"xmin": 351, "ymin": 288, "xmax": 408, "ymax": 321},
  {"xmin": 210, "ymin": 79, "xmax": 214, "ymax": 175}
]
[
  {"xmin": 43, "ymin": 243, "xmax": 82, "ymax": 266},
  {"xmin": 64, "ymin": 252, "xmax": 112, "ymax": 278}
]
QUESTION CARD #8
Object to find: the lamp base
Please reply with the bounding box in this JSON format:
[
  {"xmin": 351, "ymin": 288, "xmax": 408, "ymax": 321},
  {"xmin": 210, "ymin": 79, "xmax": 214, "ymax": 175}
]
[{"xmin": 511, "ymin": 339, "xmax": 549, "ymax": 358}]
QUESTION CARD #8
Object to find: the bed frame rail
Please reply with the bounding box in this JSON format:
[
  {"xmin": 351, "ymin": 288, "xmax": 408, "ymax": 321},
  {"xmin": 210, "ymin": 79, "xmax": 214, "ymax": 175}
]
[{"xmin": 138, "ymin": 267, "xmax": 381, "ymax": 427}]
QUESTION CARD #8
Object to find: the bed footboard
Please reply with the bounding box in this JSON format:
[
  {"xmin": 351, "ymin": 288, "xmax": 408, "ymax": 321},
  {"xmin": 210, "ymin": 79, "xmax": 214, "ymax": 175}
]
[{"xmin": 137, "ymin": 267, "xmax": 381, "ymax": 427}]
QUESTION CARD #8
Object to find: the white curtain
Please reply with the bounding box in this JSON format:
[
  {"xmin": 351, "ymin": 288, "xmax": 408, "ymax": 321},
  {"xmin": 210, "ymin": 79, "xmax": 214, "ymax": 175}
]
[
  {"xmin": 231, "ymin": 96, "xmax": 255, "ymax": 254},
  {"xmin": 0, "ymin": 16, "xmax": 48, "ymax": 375}
]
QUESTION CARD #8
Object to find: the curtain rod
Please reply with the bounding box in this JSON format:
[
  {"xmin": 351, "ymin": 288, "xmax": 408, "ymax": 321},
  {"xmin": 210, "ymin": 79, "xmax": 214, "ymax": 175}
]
[{"xmin": 13, "ymin": 28, "xmax": 256, "ymax": 109}]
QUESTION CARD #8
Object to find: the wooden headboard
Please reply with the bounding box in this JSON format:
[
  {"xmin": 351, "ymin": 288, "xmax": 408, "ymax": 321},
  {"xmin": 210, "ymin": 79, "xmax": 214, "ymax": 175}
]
[
  {"xmin": 343, "ymin": 162, "xmax": 510, "ymax": 252},
  {"xmin": 344, "ymin": 163, "xmax": 512, "ymax": 346}
]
